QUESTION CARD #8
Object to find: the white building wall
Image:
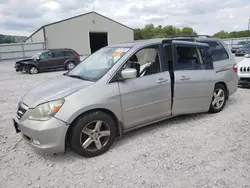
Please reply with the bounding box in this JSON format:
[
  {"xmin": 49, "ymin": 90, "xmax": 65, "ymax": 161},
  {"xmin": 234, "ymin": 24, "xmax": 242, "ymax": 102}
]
[
  {"xmin": 25, "ymin": 37, "xmax": 32, "ymax": 43},
  {"xmin": 25, "ymin": 28, "xmax": 44, "ymax": 43},
  {"xmin": 44, "ymin": 12, "xmax": 134, "ymax": 55}
]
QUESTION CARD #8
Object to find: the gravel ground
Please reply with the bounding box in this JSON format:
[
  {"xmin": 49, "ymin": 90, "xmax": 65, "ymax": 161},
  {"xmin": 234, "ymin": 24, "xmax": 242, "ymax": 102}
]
[{"xmin": 0, "ymin": 57, "xmax": 250, "ymax": 188}]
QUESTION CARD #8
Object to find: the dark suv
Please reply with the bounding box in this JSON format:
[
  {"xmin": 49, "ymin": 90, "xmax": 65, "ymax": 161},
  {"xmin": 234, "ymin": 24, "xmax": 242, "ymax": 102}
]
[{"xmin": 14, "ymin": 48, "xmax": 81, "ymax": 74}]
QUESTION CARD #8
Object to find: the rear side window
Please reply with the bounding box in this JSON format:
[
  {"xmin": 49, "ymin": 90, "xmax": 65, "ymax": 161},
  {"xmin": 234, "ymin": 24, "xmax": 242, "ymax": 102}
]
[
  {"xmin": 175, "ymin": 46, "xmax": 204, "ymax": 70},
  {"xmin": 199, "ymin": 41, "xmax": 229, "ymax": 62},
  {"xmin": 64, "ymin": 50, "xmax": 75, "ymax": 56},
  {"xmin": 53, "ymin": 51, "xmax": 64, "ymax": 58}
]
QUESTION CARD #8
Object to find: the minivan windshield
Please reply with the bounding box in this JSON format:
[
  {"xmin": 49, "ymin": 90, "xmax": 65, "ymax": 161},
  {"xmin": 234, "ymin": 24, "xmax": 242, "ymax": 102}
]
[{"xmin": 67, "ymin": 47, "xmax": 130, "ymax": 81}]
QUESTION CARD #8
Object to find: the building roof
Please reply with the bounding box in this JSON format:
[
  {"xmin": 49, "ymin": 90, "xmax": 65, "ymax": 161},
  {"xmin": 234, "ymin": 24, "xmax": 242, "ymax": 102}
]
[{"xmin": 25, "ymin": 11, "xmax": 134, "ymax": 42}]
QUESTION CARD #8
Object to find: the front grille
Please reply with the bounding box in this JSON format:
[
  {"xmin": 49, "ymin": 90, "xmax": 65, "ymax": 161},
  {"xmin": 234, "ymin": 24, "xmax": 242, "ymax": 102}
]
[
  {"xmin": 240, "ymin": 77, "xmax": 250, "ymax": 82},
  {"xmin": 16, "ymin": 102, "xmax": 28, "ymax": 120},
  {"xmin": 240, "ymin": 67, "xmax": 250, "ymax": 72}
]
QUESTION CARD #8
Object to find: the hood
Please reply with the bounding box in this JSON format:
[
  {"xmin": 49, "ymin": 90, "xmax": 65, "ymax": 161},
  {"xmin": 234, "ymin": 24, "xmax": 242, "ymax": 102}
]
[
  {"xmin": 237, "ymin": 47, "xmax": 250, "ymax": 52},
  {"xmin": 16, "ymin": 58, "xmax": 34, "ymax": 64},
  {"xmin": 232, "ymin": 45, "xmax": 242, "ymax": 49},
  {"xmin": 238, "ymin": 58, "xmax": 250, "ymax": 67},
  {"xmin": 22, "ymin": 75, "xmax": 94, "ymax": 108}
]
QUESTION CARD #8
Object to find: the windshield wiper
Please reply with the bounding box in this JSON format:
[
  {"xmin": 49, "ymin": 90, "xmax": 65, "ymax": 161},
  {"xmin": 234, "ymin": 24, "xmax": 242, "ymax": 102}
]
[{"xmin": 67, "ymin": 74, "xmax": 94, "ymax": 81}]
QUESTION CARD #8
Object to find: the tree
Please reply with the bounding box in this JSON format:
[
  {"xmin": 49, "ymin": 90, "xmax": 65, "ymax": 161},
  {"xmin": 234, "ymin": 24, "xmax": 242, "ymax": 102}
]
[
  {"xmin": 133, "ymin": 24, "xmax": 198, "ymax": 40},
  {"xmin": 181, "ymin": 27, "xmax": 196, "ymax": 35},
  {"xmin": 213, "ymin": 30, "xmax": 250, "ymax": 39}
]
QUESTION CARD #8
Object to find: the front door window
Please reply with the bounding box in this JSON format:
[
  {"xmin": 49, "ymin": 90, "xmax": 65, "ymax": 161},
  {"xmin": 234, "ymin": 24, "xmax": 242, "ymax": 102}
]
[
  {"xmin": 40, "ymin": 52, "xmax": 52, "ymax": 60},
  {"xmin": 122, "ymin": 46, "xmax": 161, "ymax": 78}
]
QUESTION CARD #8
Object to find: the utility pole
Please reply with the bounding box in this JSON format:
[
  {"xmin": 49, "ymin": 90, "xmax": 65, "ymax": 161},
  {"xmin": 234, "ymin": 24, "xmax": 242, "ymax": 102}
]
[{"xmin": 248, "ymin": 19, "xmax": 250, "ymax": 40}]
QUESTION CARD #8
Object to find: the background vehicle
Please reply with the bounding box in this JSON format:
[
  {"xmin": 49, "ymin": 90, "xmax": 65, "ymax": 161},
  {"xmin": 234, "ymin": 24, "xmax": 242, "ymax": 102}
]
[
  {"xmin": 235, "ymin": 43, "xmax": 250, "ymax": 56},
  {"xmin": 14, "ymin": 48, "xmax": 81, "ymax": 74},
  {"xmin": 237, "ymin": 54, "xmax": 250, "ymax": 87},
  {"xmin": 13, "ymin": 37, "xmax": 238, "ymax": 158},
  {"xmin": 231, "ymin": 41, "xmax": 250, "ymax": 53}
]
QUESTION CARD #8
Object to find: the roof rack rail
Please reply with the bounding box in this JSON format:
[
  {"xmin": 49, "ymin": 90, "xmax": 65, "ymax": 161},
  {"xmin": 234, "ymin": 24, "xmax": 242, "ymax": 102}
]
[
  {"xmin": 48, "ymin": 48, "xmax": 69, "ymax": 50},
  {"xmin": 168, "ymin": 35, "xmax": 212, "ymax": 38},
  {"xmin": 197, "ymin": 35, "xmax": 212, "ymax": 38}
]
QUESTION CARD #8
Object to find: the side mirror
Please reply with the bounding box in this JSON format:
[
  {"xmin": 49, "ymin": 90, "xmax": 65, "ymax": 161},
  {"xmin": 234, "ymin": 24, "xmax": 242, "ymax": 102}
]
[
  {"xmin": 121, "ymin": 68, "xmax": 137, "ymax": 79},
  {"xmin": 36, "ymin": 57, "xmax": 40, "ymax": 61}
]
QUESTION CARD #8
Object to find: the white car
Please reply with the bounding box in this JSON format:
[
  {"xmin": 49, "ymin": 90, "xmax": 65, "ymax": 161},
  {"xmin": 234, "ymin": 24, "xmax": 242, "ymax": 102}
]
[{"xmin": 238, "ymin": 54, "xmax": 250, "ymax": 87}]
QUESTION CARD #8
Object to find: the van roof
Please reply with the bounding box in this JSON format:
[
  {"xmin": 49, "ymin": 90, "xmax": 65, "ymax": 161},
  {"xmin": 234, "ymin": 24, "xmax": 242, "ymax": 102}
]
[{"xmin": 109, "ymin": 36, "xmax": 221, "ymax": 48}]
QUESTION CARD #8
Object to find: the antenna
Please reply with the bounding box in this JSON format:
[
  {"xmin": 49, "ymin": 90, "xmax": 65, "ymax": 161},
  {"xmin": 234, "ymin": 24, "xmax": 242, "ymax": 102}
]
[{"xmin": 92, "ymin": 6, "xmax": 95, "ymax": 24}]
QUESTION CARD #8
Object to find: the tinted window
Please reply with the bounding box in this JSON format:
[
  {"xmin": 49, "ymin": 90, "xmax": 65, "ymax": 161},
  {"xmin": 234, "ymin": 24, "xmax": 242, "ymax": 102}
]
[
  {"xmin": 242, "ymin": 43, "xmax": 250, "ymax": 48},
  {"xmin": 175, "ymin": 46, "xmax": 204, "ymax": 70},
  {"xmin": 53, "ymin": 51, "xmax": 64, "ymax": 58},
  {"xmin": 238, "ymin": 41, "xmax": 246, "ymax": 45},
  {"xmin": 199, "ymin": 41, "xmax": 229, "ymax": 62},
  {"xmin": 64, "ymin": 51, "xmax": 75, "ymax": 56}
]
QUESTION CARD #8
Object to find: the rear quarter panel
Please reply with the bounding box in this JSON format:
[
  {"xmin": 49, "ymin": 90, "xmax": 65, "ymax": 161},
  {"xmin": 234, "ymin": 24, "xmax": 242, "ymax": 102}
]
[{"xmin": 213, "ymin": 41, "xmax": 239, "ymax": 95}]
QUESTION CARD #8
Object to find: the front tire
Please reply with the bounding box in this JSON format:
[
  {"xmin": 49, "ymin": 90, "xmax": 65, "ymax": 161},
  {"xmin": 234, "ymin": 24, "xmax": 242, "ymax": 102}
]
[
  {"xmin": 69, "ymin": 111, "xmax": 117, "ymax": 157},
  {"xmin": 209, "ymin": 84, "xmax": 226, "ymax": 113},
  {"xmin": 28, "ymin": 66, "xmax": 38, "ymax": 74}
]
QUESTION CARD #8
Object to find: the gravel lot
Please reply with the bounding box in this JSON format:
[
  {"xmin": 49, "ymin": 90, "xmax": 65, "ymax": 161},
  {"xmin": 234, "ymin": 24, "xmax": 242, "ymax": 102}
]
[{"xmin": 0, "ymin": 57, "xmax": 250, "ymax": 188}]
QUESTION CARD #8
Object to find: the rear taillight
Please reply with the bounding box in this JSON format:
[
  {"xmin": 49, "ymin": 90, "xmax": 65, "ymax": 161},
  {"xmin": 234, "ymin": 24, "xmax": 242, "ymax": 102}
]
[
  {"xmin": 77, "ymin": 55, "xmax": 80, "ymax": 60},
  {"xmin": 233, "ymin": 64, "xmax": 237, "ymax": 73}
]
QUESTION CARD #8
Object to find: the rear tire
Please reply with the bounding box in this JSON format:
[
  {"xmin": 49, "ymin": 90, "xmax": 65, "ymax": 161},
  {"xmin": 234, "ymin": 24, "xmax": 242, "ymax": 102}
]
[
  {"xmin": 65, "ymin": 61, "xmax": 76, "ymax": 70},
  {"xmin": 28, "ymin": 66, "xmax": 38, "ymax": 74},
  {"xmin": 69, "ymin": 111, "xmax": 117, "ymax": 157},
  {"xmin": 209, "ymin": 84, "xmax": 226, "ymax": 113}
]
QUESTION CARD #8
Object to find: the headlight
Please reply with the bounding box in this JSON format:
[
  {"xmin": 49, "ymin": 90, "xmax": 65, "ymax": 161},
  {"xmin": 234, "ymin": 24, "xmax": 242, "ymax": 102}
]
[{"xmin": 28, "ymin": 99, "xmax": 65, "ymax": 121}]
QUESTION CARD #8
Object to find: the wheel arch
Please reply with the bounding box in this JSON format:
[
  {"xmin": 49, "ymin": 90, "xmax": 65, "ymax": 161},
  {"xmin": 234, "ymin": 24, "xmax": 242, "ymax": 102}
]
[
  {"xmin": 65, "ymin": 108, "xmax": 124, "ymax": 149},
  {"xmin": 23, "ymin": 63, "xmax": 39, "ymax": 69},
  {"xmin": 215, "ymin": 81, "xmax": 229, "ymax": 99},
  {"xmin": 64, "ymin": 59, "xmax": 75, "ymax": 68}
]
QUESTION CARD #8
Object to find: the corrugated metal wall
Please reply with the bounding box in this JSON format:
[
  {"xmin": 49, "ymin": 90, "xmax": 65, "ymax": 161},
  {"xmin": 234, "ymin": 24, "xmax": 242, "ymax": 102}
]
[
  {"xmin": 44, "ymin": 12, "xmax": 134, "ymax": 55},
  {"xmin": 0, "ymin": 42, "xmax": 46, "ymax": 60},
  {"xmin": 25, "ymin": 29, "xmax": 45, "ymax": 43}
]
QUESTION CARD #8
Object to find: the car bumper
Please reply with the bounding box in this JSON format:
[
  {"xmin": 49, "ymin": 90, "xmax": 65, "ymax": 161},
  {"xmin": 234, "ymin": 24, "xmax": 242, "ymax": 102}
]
[
  {"xmin": 235, "ymin": 52, "xmax": 247, "ymax": 56},
  {"xmin": 13, "ymin": 117, "xmax": 68, "ymax": 154},
  {"xmin": 14, "ymin": 64, "xmax": 21, "ymax": 71},
  {"xmin": 238, "ymin": 77, "xmax": 250, "ymax": 86}
]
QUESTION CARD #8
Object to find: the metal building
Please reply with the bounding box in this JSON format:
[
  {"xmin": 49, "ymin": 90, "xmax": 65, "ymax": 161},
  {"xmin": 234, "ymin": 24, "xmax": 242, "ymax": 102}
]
[{"xmin": 25, "ymin": 11, "xmax": 134, "ymax": 56}]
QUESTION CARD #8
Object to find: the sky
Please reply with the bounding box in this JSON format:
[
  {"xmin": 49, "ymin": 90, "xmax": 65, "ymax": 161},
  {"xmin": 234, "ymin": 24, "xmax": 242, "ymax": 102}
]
[{"xmin": 0, "ymin": 0, "xmax": 250, "ymax": 36}]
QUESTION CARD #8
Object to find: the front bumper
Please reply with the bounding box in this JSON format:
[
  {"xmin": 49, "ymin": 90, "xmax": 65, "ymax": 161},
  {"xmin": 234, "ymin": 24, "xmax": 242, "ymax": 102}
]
[
  {"xmin": 13, "ymin": 117, "xmax": 68, "ymax": 153},
  {"xmin": 14, "ymin": 63, "xmax": 30, "ymax": 72},
  {"xmin": 235, "ymin": 52, "xmax": 248, "ymax": 56},
  {"xmin": 238, "ymin": 77, "xmax": 250, "ymax": 86},
  {"xmin": 14, "ymin": 64, "xmax": 22, "ymax": 72}
]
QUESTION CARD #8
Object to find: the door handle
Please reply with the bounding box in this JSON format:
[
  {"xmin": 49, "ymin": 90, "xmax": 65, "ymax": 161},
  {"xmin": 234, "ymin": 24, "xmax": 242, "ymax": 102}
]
[
  {"xmin": 157, "ymin": 78, "xmax": 168, "ymax": 83},
  {"xmin": 180, "ymin": 76, "xmax": 191, "ymax": 81}
]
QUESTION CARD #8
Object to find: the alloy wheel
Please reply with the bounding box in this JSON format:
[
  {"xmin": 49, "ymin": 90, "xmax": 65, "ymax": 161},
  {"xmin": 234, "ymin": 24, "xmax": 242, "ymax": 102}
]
[
  {"xmin": 80, "ymin": 120, "xmax": 111, "ymax": 152},
  {"xmin": 212, "ymin": 88, "xmax": 225, "ymax": 110},
  {"xmin": 67, "ymin": 62, "xmax": 75, "ymax": 70},
  {"xmin": 30, "ymin": 67, "xmax": 38, "ymax": 74}
]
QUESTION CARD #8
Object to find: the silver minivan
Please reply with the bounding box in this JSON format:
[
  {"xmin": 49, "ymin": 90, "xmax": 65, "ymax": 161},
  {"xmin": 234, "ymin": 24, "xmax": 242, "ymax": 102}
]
[{"xmin": 13, "ymin": 37, "xmax": 239, "ymax": 157}]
